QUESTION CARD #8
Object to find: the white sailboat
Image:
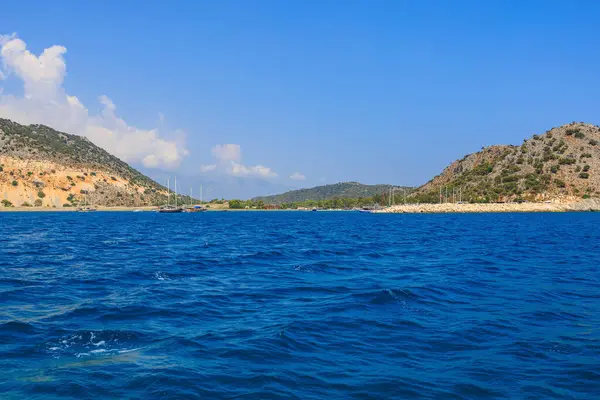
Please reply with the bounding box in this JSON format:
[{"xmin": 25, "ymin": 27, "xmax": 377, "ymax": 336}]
[{"xmin": 158, "ymin": 176, "xmax": 183, "ymax": 213}]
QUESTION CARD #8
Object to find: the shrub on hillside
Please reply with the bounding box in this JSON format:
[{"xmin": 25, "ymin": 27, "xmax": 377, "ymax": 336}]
[
  {"xmin": 579, "ymin": 172, "xmax": 590, "ymax": 179},
  {"xmin": 575, "ymin": 131, "xmax": 586, "ymax": 139},
  {"xmin": 1, "ymin": 200, "xmax": 13, "ymax": 207},
  {"xmin": 21, "ymin": 202, "xmax": 32, "ymax": 207},
  {"xmin": 583, "ymin": 165, "xmax": 591, "ymax": 172},
  {"xmin": 554, "ymin": 179, "xmax": 566, "ymax": 188},
  {"xmin": 558, "ymin": 158, "xmax": 576, "ymax": 165},
  {"xmin": 566, "ymin": 128, "xmax": 579, "ymax": 136},
  {"xmin": 34, "ymin": 199, "xmax": 42, "ymax": 207},
  {"xmin": 589, "ymin": 139, "xmax": 598, "ymax": 146},
  {"xmin": 37, "ymin": 191, "xmax": 45, "ymax": 198},
  {"xmin": 11, "ymin": 180, "xmax": 17, "ymax": 186}
]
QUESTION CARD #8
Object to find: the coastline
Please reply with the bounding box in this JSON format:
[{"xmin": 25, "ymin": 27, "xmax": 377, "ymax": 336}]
[
  {"xmin": 0, "ymin": 206, "xmax": 159, "ymax": 212},
  {"xmin": 1, "ymin": 200, "xmax": 600, "ymax": 213},
  {"xmin": 374, "ymin": 200, "xmax": 600, "ymax": 213}
]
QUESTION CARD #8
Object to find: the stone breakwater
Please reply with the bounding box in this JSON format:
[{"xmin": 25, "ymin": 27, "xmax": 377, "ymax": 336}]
[{"xmin": 375, "ymin": 200, "xmax": 600, "ymax": 213}]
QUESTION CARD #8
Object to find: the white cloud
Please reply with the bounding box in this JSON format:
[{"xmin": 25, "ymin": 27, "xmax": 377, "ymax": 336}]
[
  {"xmin": 200, "ymin": 164, "xmax": 217, "ymax": 172},
  {"xmin": 290, "ymin": 172, "xmax": 306, "ymax": 181},
  {"xmin": 230, "ymin": 161, "xmax": 277, "ymax": 177},
  {"xmin": 203, "ymin": 143, "xmax": 277, "ymax": 178},
  {"xmin": 0, "ymin": 35, "xmax": 188, "ymax": 169},
  {"xmin": 211, "ymin": 144, "xmax": 241, "ymax": 162},
  {"xmin": 0, "ymin": 33, "xmax": 16, "ymax": 46}
]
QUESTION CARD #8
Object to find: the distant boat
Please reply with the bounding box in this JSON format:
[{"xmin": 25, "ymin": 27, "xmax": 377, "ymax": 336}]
[
  {"xmin": 311, "ymin": 208, "xmax": 317, "ymax": 212},
  {"xmin": 158, "ymin": 205, "xmax": 184, "ymax": 213},
  {"xmin": 77, "ymin": 192, "xmax": 97, "ymax": 212},
  {"xmin": 184, "ymin": 205, "xmax": 207, "ymax": 212},
  {"xmin": 158, "ymin": 176, "xmax": 184, "ymax": 213},
  {"xmin": 133, "ymin": 209, "xmax": 143, "ymax": 212}
]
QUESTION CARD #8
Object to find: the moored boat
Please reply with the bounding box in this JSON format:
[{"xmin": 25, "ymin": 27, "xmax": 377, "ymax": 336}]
[
  {"xmin": 184, "ymin": 205, "xmax": 207, "ymax": 212},
  {"xmin": 158, "ymin": 176, "xmax": 184, "ymax": 213},
  {"xmin": 77, "ymin": 192, "xmax": 96, "ymax": 212},
  {"xmin": 158, "ymin": 205, "xmax": 184, "ymax": 213}
]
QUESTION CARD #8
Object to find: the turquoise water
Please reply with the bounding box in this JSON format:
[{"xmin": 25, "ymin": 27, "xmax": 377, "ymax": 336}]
[{"xmin": 1, "ymin": 212, "xmax": 599, "ymax": 399}]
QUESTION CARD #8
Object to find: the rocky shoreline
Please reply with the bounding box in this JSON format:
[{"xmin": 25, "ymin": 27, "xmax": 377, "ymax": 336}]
[{"xmin": 374, "ymin": 199, "xmax": 600, "ymax": 213}]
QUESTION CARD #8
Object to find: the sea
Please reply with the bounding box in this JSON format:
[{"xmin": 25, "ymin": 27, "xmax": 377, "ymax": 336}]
[{"xmin": 1, "ymin": 211, "xmax": 599, "ymax": 399}]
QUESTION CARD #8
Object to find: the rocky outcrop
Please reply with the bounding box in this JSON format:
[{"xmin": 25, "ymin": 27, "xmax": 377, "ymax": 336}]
[
  {"xmin": 0, "ymin": 119, "xmax": 169, "ymax": 207},
  {"xmin": 412, "ymin": 122, "xmax": 600, "ymax": 203}
]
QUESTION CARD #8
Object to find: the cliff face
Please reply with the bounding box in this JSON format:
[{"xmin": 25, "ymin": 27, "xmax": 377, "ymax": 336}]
[
  {"xmin": 413, "ymin": 123, "xmax": 600, "ymax": 203},
  {"xmin": 0, "ymin": 119, "xmax": 167, "ymax": 207}
]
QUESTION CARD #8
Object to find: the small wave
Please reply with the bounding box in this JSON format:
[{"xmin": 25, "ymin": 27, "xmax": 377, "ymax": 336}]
[
  {"xmin": 242, "ymin": 250, "xmax": 285, "ymax": 259},
  {"xmin": 353, "ymin": 288, "xmax": 418, "ymax": 305},
  {"xmin": 292, "ymin": 261, "xmax": 350, "ymax": 274},
  {"xmin": 45, "ymin": 330, "xmax": 147, "ymax": 359},
  {"xmin": 154, "ymin": 272, "xmax": 169, "ymax": 281},
  {"xmin": 0, "ymin": 321, "xmax": 41, "ymax": 340}
]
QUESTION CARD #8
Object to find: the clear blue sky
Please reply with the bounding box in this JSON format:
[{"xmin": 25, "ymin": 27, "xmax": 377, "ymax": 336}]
[{"xmin": 1, "ymin": 0, "xmax": 600, "ymax": 197}]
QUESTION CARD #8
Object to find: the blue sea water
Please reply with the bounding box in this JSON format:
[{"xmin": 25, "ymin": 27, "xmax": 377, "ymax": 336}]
[{"xmin": 0, "ymin": 211, "xmax": 599, "ymax": 399}]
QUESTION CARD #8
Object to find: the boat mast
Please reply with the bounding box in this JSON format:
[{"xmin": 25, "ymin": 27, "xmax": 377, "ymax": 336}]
[{"xmin": 167, "ymin": 177, "xmax": 170, "ymax": 207}]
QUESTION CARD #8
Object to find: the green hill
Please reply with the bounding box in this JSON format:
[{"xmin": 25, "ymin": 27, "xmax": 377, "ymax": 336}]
[
  {"xmin": 411, "ymin": 122, "xmax": 600, "ymax": 203},
  {"xmin": 253, "ymin": 182, "xmax": 412, "ymax": 205}
]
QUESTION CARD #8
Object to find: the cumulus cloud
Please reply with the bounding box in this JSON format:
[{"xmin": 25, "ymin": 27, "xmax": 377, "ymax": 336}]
[
  {"xmin": 203, "ymin": 144, "xmax": 277, "ymax": 178},
  {"xmin": 289, "ymin": 172, "xmax": 306, "ymax": 180},
  {"xmin": 211, "ymin": 144, "xmax": 241, "ymax": 162},
  {"xmin": 0, "ymin": 35, "xmax": 188, "ymax": 169},
  {"xmin": 200, "ymin": 164, "xmax": 217, "ymax": 172},
  {"xmin": 230, "ymin": 161, "xmax": 277, "ymax": 177}
]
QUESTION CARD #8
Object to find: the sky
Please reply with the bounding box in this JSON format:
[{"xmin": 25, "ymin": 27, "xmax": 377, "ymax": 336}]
[{"xmin": 1, "ymin": 0, "xmax": 600, "ymax": 199}]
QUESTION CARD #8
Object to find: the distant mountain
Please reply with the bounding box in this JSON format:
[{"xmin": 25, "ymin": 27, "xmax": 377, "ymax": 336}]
[
  {"xmin": 0, "ymin": 118, "xmax": 169, "ymax": 207},
  {"xmin": 412, "ymin": 122, "xmax": 600, "ymax": 203},
  {"xmin": 253, "ymin": 181, "xmax": 412, "ymax": 204}
]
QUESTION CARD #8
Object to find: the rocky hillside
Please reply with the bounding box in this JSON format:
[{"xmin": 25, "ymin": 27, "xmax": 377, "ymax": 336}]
[
  {"xmin": 253, "ymin": 181, "xmax": 412, "ymax": 205},
  {"xmin": 0, "ymin": 119, "xmax": 169, "ymax": 207},
  {"xmin": 413, "ymin": 122, "xmax": 600, "ymax": 203}
]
